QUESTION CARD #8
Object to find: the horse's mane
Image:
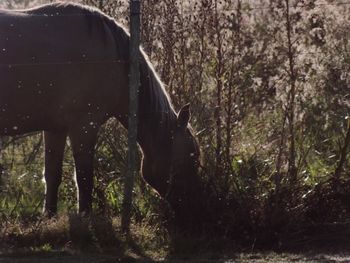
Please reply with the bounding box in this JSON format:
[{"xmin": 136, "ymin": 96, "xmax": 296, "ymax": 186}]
[
  {"xmin": 24, "ymin": 1, "xmax": 178, "ymax": 138},
  {"xmin": 83, "ymin": 2, "xmax": 179, "ymax": 138}
]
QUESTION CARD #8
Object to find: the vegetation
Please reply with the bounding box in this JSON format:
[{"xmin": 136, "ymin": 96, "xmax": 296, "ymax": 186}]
[{"xmin": 1, "ymin": 0, "xmax": 350, "ymax": 256}]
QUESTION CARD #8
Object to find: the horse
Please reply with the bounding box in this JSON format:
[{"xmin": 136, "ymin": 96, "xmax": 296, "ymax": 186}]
[{"xmin": 0, "ymin": 2, "xmax": 201, "ymax": 220}]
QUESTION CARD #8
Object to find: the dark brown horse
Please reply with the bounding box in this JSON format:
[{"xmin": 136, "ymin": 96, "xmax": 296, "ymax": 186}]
[{"xmin": 0, "ymin": 2, "xmax": 200, "ymax": 219}]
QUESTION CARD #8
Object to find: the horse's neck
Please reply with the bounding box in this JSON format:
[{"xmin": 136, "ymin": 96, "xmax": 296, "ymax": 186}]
[
  {"xmin": 121, "ymin": 54, "xmax": 177, "ymax": 159},
  {"xmin": 137, "ymin": 76, "xmax": 176, "ymax": 158},
  {"xmin": 137, "ymin": 110, "xmax": 176, "ymax": 160}
]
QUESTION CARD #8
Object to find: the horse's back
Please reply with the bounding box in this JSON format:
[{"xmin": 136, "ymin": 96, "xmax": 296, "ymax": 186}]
[
  {"xmin": 0, "ymin": 4, "xmax": 118, "ymax": 64},
  {"xmin": 0, "ymin": 3, "xmax": 128, "ymax": 136}
]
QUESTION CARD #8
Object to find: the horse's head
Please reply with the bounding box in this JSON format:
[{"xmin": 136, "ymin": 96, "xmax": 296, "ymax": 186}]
[{"xmin": 141, "ymin": 104, "xmax": 202, "ymax": 222}]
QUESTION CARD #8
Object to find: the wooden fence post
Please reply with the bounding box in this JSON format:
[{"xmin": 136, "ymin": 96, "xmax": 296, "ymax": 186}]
[{"xmin": 121, "ymin": 0, "xmax": 141, "ymax": 233}]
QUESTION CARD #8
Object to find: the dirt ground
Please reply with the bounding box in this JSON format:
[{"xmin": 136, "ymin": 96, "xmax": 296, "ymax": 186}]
[{"xmin": 1, "ymin": 251, "xmax": 350, "ymax": 263}]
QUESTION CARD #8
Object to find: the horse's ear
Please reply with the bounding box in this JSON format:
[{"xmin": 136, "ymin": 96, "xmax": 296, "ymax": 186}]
[{"xmin": 177, "ymin": 103, "xmax": 191, "ymax": 128}]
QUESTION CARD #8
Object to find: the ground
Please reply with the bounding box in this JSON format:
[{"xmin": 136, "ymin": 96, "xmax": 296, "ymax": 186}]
[
  {"xmin": 1, "ymin": 215, "xmax": 350, "ymax": 262},
  {"xmin": 1, "ymin": 250, "xmax": 350, "ymax": 262}
]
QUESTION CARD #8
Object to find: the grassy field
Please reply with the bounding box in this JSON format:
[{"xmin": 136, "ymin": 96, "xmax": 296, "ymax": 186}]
[
  {"xmin": 1, "ymin": 215, "xmax": 350, "ymax": 263},
  {"xmin": 1, "ymin": 250, "xmax": 350, "ymax": 263}
]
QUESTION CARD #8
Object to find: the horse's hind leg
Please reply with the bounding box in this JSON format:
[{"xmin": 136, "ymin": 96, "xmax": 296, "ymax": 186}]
[
  {"xmin": 44, "ymin": 131, "xmax": 67, "ymax": 217},
  {"xmin": 69, "ymin": 125, "xmax": 98, "ymax": 215}
]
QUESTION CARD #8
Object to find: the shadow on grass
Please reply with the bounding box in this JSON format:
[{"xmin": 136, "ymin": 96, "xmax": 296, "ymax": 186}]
[
  {"xmin": 0, "ymin": 250, "xmax": 157, "ymax": 263},
  {"xmin": 4, "ymin": 213, "xmax": 350, "ymax": 262},
  {"xmin": 0, "ymin": 214, "xmax": 159, "ymax": 262},
  {"xmin": 67, "ymin": 214, "xmax": 157, "ymax": 262}
]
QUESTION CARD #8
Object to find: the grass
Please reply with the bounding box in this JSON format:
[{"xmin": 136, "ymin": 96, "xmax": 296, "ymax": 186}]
[
  {"xmin": 1, "ymin": 250, "xmax": 350, "ymax": 262},
  {"xmin": 1, "ymin": 214, "xmax": 350, "ymax": 262},
  {"xmin": 0, "ymin": 213, "xmax": 168, "ymax": 260}
]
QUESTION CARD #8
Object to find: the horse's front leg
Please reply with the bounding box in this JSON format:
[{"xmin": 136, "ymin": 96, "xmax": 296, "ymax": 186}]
[
  {"xmin": 69, "ymin": 124, "xmax": 98, "ymax": 215},
  {"xmin": 44, "ymin": 131, "xmax": 67, "ymax": 217}
]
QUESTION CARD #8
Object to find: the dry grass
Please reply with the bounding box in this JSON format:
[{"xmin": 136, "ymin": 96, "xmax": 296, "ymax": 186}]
[
  {"xmin": 0, "ymin": 213, "xmax": 167, "ymax": 260},
  {"xmin": 1, "ymin": 214, "xmax": 350, "ymax": 262},
  {"xmin": 1, "ymin": 251, "xmax": 350, "ymax": 262}
]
